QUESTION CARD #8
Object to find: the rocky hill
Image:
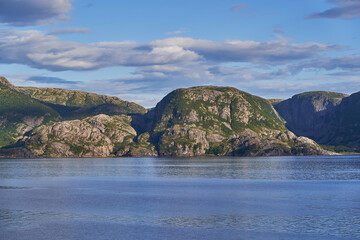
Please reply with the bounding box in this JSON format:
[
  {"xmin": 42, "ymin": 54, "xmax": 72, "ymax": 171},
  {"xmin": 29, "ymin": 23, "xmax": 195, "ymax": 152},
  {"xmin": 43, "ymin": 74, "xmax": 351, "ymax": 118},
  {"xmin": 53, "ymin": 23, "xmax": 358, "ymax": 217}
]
[
  {"xmin": 17, "ymin": 86, "xmax": 147, "ymax": 118},
  {"xmin": 144, "ymin": 86, "xmax": 331, "ymax": 156},
  {"xmin": 0, "ymin": 77, "xmax": 60, "ymax": 148},
  {"xmin": 0, "ymin": 77, "xmax": 336, "ymax": 158}
]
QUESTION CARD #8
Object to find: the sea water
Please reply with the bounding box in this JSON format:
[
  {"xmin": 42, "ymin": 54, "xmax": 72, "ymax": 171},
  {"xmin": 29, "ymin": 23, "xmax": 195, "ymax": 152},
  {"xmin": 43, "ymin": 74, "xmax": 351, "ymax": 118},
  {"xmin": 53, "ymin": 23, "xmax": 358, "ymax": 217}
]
[{"xmin": 0, "ymin": 156, "xmax": 359, "ymax": 239}]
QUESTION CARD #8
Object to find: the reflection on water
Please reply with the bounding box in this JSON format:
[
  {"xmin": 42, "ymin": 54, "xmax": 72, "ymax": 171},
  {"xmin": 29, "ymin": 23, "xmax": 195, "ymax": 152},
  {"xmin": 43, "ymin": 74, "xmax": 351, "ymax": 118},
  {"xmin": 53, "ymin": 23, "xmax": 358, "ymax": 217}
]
[
  {"xmin": 1, "ymin": 209, "xmax": 360, "ymax": 239},
  {"xmin": 0, "ymin": 155, "xmax": 360, "ymax": 240},
  {"xmin": 0, "ymin": 155, "xmax": 360, "ymax": 180}
]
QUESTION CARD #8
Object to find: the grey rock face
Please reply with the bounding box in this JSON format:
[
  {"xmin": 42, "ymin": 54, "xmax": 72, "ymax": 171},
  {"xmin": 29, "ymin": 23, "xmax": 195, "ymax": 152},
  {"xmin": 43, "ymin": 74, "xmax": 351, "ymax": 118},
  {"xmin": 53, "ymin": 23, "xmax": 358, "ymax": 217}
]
[
  {"xmin": 274, "ymin": 91, "xmax": 348, "ymax": 142},
  {"xmin": 23, "ymin": 114, "xmax": 157, "ymax": 158},
  {"xmin": 325, "ymin": 92, "xmax": 360, "ymax": 149}
]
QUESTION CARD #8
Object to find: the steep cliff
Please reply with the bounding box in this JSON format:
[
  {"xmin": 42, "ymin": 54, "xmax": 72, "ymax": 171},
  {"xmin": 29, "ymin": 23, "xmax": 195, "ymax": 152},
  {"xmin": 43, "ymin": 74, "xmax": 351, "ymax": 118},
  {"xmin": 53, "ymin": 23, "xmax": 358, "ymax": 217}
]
[
  {"xmin": 273, "ymin": 91, "xmax": 360, "ymax": 151},
  {"xmin": 325, "ymin": 92, "xmax": 360, "ymax": 150}
]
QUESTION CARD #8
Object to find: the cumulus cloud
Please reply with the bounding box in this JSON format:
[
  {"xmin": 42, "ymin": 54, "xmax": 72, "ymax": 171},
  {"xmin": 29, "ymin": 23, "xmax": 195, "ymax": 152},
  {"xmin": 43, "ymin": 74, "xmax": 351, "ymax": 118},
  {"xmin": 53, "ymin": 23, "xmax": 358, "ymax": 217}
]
[
  {"xmin": 47, "ymin": 27, "xmax": 91, "ymax": 35},
  {"xmin": 151, "ymin": 37, "xmax": 339, "ymax": 64},
  {"xmin": 1, "ymin": 28, "xmax": 358, "ymax": 106},
  {"xmin": 0, "ymin": 0, "xmax": 73, "ymax": 26},
  {"xmin": 0, "ymin": 29, "xmax": 340, "ymax": 71},
  {"xmin": 308, "ymin": 0, "xmax": 360, "ymax": 19},
  {"xmin": 92, "ymin": 62, "xmax": 292, "ymax": 100},
  {"xmin": 0, "ymin": 29, "xmax": 200, "ymax": 71}
]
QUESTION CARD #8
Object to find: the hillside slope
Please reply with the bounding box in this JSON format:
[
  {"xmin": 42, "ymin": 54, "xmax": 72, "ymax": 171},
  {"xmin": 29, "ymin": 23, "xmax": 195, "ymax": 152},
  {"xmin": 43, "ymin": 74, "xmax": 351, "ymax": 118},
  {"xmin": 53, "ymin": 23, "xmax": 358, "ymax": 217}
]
[
  {"xmin": 0, "ymin": 77, "xmax": 60, "ymax": 147},
  {"xmin": 17, "ymin": 86, "xmax": 147, "ymax": 118}
]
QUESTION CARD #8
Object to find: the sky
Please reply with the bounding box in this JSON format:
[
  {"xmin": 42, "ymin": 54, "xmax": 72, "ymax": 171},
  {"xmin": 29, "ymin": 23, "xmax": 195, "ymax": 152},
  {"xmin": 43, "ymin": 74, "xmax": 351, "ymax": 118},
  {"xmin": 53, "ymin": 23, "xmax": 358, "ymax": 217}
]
[{"xmin": 0, "ymin": 0, "xmax": 360, "ymax": 107}]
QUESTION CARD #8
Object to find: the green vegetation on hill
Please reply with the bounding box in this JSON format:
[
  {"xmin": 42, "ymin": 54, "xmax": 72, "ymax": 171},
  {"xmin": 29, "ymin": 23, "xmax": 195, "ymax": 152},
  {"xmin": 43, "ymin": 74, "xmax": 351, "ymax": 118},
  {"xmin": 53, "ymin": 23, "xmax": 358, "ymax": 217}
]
[
  {"xmin": 0, "ymin": 80, "xmax": 59, "ymax": 147},
  {"xmin": 17, "ymin": 87, "xmax": 147, "ymax": 118},
  {"xmin": 152, "ymin": 86, "xmax": 286, "ymax": 134},
  {"xmin": 295, "ymin": 91, "xmax": 348, "ymax": 98},
  {"xmin": 267, "ymin": 99, "xmax": 284, "ymax": 105},
  {"xmin": 146, "ymin": 86, "xmax": 328, "ymax": 157},
  {"xmin": 0, "ymin": 88, "xmax": 58, "ymax": 118},
  {"xmin": 293, "ymin": 91, "xmax": 348, "ymax": 105}
]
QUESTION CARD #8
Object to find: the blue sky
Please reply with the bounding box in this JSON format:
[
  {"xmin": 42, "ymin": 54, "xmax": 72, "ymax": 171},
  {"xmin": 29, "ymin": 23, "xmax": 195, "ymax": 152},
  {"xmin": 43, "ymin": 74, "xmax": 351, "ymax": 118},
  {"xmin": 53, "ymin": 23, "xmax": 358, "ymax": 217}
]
[{"xmin": 0, "ymin": 0, "xmax": 360, "ymax": 107}]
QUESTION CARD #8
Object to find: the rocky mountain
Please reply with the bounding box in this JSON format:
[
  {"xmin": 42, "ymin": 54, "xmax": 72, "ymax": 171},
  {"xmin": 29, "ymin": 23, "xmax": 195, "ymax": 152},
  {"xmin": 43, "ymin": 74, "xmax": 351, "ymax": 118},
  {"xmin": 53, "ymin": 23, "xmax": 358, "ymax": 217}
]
[
  {"xmin": 144, "ymin": 86, "xmax": 331, "ymax": 157},
  {"xmin": 273, "ymin": 91, "xmax": 360, "ymax": 152},
  {"xmin": 274, "ymin": 91, "xmax": 348, "ymax": 140},
  {"xmin": 0, "ymin": 77, "xmax": 336, "ymax": 158}
]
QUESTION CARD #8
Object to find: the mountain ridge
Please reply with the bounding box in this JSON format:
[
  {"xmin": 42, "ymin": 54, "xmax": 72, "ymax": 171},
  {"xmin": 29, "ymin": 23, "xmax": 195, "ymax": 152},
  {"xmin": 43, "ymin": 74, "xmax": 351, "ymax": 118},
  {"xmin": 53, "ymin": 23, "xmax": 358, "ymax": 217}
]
[{"xmin": 0, "ymin": 76, "xmax": 347, "ymax": 158}]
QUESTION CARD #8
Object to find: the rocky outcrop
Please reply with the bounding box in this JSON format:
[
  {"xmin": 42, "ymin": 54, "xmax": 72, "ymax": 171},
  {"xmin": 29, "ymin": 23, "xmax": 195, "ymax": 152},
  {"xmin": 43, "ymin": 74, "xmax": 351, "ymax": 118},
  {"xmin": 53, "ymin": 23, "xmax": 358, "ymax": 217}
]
[
  {"xmin": 0, "ymin": 76, "xmax": 15, "ymax": 89},
  {"xmin": 23, "ymin": 114, "xmax": 157, "ymax": 158}
]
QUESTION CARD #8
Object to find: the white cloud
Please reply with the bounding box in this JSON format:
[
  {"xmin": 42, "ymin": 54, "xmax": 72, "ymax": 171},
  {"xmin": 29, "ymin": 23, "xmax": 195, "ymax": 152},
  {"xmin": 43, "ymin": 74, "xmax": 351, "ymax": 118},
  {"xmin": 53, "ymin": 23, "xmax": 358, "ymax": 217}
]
[
  {"xmin": 0, "ymin": 30, "xmax": 200, "ymax": 71},
  {"xmin": 151, "ymin": 37, "xmax": 339, "ymax": 65},
  {"xmin": 0, "ymin": 30, "xmax": 341, "ymax": 72},
  {"xmin": 1, "ymin": 28, "xmax": 359, "ymax": 107}
]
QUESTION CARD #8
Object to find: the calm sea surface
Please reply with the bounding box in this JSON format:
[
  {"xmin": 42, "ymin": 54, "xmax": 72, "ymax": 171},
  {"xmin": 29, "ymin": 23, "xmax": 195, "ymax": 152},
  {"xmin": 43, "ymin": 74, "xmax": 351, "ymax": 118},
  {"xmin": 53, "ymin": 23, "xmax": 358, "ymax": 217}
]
[{"xmin": 0, "ymin": 155, "xmax": 360, "ymax": 240}]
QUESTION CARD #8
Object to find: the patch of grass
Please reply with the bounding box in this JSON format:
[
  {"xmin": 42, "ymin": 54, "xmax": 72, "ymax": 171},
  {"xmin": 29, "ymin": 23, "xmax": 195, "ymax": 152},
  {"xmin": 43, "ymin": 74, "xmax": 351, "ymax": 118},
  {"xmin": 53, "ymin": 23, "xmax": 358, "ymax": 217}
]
[
  {"xmin": 320, "ymin": 144, "xmax": 359, "ymax": 153},
  {"xmin": 69, "ymin": 144, "xmax": 90, "ymax": 155},
  {"xmin": 206, "ymin": 142, "xmax": 227, "ymax": 155}
]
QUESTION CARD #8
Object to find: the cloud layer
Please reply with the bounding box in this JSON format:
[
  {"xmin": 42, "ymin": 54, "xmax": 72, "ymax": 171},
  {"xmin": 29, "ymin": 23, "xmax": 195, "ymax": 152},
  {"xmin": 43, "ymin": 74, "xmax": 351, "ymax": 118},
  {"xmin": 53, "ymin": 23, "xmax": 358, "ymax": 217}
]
[
  {"xmin": 308, "ymin": 0, "xmax": 360, "ymax": 19},
  {"xmin": 0, "ymin": 29, "xmax": 340, "ymax": 71},
  {"xmin": 0, "ymin": 0, "xmax": 72, "ymax": 26},
  {"xmin": 2, "ymin": 28, "xmax": 357, "ymax": 106}
]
